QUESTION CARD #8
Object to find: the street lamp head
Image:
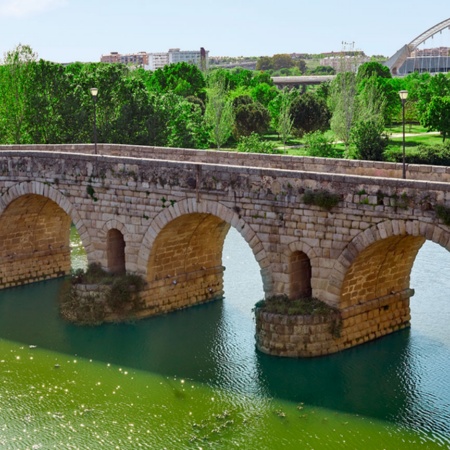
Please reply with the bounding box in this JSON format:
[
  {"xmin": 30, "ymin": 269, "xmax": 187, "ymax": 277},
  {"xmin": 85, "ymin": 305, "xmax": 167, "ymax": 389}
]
[
  {"xmin": 90, "ymin": 87, "xmax": 98, "ymax": 98},
  {"xmin": 399, "ymin": 90, "xmax": 408, "ymax": 101}
]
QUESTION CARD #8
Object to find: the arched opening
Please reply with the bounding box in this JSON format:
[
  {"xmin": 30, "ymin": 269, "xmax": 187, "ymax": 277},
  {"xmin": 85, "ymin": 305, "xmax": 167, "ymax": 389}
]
[
  {"xmin": 0, "ymin": 194, "xmax": 73, "ymax": 288},
  {"xmin": 146, "ymin": 213, "xmax": 230, "ymax": 312},
  {"xmin": 289, "ymin": 251, "xmax": 312, "ymax": 299},
  {"xmin": 107, "ymin": 228, "xmax": 126, "ymax": 275},
  {"xmin": 340, "ymin": 234, "xmax": 425, "ymax": 308},
  {"xmin": 148, "ymin": 213, "xmax": 230, "ymax": 281}
]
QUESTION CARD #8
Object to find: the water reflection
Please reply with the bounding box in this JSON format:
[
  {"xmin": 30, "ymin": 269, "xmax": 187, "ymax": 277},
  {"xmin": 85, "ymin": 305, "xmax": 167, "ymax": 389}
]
[{"xmin": 256, "ymin": 330, "xmax": 414, "ymax": 417}]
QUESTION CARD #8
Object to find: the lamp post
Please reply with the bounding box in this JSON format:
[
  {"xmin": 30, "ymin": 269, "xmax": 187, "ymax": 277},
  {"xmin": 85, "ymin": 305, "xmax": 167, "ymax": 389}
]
[
  {"xmin": 399, "ymin": 90, "xmax": 408, "ymax": 179},
  {"xmin": 90, "ymin": 87, "xmax": 98, "ymax": 155}
]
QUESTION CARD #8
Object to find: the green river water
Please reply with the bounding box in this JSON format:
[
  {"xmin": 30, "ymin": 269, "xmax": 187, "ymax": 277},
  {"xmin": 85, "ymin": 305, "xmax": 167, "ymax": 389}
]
[{"xmin": 0, "ymin": 228, "xmax": 449, "ymax": 449}]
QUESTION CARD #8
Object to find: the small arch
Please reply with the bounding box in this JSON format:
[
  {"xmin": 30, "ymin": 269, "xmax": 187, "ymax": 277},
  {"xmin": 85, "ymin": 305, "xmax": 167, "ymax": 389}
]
[
  {"xmin": 107, "ymin": 229, "xmax": 126, "ymax": 275},
  {"xmin": 289, "ymin": 251, "xmax": 312, "ymax": 299},
  {"xmin": 282, "ymin": 240, "xmax": 318, "ymax": 299}
]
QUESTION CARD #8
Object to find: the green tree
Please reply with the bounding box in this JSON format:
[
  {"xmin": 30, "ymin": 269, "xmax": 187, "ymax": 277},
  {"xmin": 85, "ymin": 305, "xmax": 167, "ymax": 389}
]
[
  {"xmin": 416, "ymin": 73, "xmax": 450, "ymax": 124},
  {"xmin": 0, "ymin": 44, "xmax": 37, "ymax": 143},
  {"xmin": 356, "ymin": 75, "xmax": 387, "ymax": 126},
  {"xmin": 256, "ymin": 56, "xmax": 273, "ymax": 71},
  {"xmin": 329, "ymin": 71, "xmax": 357, "ymax": 153},
  {"xmin": 272, "ymin": 54, "xmax": 295, "ymax": 70},
  {"xmin": 276, "ymin": 89, "xmax": 294, "ymax": 151},
  {"xmin": 297, "ymin": 59, "xmax": 307, "ymax": 73},
  {"xmin": 421, "ymin": 96, "xmax": 450, "ymax": 142},
  {"xmin": 164, "ymin": 94, "xmax": 208, "ymax": 148},
  {"xmin": 237, "ymin": 132, "xmax": 278, "ymax": 154},
  {"xmin": 147, "ymin": 62, "xmax": 206, "ymax": 99},
  {"xmin": 356, "ymin": 61, "xmax": 391, "ymax": 84},
  {"xmin": 351, "ymin": 119, "xmax": 388, "ymax": 160},
  {"xmin": 233, "ymin": 99, "xmax": 270, "ymax": 138},
  {"xmin": 24, "ymin": 59, "xmax": 74, "ymax": 144},
  {"xmin": 290, "ymin": 91, "xmax": 331, "ymax": 137},
  {"xmin": 65, "ymin": 62, "xmax": 137, "ymax": 144},
  {"xmin": 304, "ymin": 131, "xmax": 339, "ymax": 158},
  {"xmin": 250, "ymin": 83, "xmax": 278, "ymax": 107},
  {"xmin": 309, "ymin": 65, "xmax": 335, "ymax": 75},
  {"xmin": 205, "ymin": 81, "xmax": 234, "ymax": 149}
]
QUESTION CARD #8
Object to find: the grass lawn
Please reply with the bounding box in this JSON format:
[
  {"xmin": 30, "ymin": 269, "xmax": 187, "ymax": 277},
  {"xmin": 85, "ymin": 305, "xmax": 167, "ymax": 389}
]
[
  {"xmin": 389, "ymin": 132, "xmax": 444, "ymax": 150},
  {"xmin": 386, "ymin": 124, "xmax": 429, "ymax": 134},
  {"xmin": 222, "ymin": 128, "xmax": 445, "ymax": 159}
]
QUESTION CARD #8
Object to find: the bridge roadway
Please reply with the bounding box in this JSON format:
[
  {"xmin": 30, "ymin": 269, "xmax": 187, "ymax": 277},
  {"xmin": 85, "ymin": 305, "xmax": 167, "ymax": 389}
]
[
  {"xmin": 271, "ymin": 75, "xmax": 335, "ymax": 89},
  {"xmin": 1, "ymin": 144, "xmax": 450, "ymax": 356}
]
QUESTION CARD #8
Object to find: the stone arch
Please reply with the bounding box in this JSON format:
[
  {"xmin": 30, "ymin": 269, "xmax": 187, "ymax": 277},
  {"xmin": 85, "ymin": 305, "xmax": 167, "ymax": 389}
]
[
  {"xmin": 0, "ymin": 181, "xmax": 89, "ymax": 288},
  {"xmin": 0, "ymin": 181, "xmax": 90, "ymax": 251},
  {"xmin": 138, "ymin": 199, "xmax": 266, "ymax": 273},
  {"xmin": 328, "ymin": 220, "xmax": 450, "ymax": 309},
  {"xmin": 136, "ymin": 198, "xmax": 269, "ymax": 314}
]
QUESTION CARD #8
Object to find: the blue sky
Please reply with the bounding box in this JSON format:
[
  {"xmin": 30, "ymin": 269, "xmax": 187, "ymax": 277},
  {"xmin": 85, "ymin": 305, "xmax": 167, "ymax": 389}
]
[{"xmin": 0, "ymin": 0, "xmax": 449, "ymax": 63}]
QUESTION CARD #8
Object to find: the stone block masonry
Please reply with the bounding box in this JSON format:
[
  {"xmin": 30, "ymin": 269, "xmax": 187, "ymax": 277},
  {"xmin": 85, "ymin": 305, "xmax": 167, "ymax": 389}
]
[{"xmin": 1, "ymin": 144, "xmax": 450, "ymax": 356}]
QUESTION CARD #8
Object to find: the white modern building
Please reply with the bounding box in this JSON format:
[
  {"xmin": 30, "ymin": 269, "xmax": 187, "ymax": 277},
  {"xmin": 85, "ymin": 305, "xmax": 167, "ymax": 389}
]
[
  {"xmin": 101, "ymin": 48, "xmax": 209, "ymax": 71},
  {"xmin": 148, "ymin": 52, "xmax": 170, "ymax": 70},
  {"xmin": 148, "ymin": 48, "xmax": 209, "ymax": 70}
]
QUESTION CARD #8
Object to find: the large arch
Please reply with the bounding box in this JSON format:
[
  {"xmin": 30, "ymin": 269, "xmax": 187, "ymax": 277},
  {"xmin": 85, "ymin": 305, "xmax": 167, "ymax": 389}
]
[
  {"xmin": 386, "ymin": 17, "xmax": 450, "ymax": 74},
  {"xmin": 0, "ymin": 182, "xmax": 88, "ymax": 288},
  {"xmin": 409, "ymin": 18, "xmax": 450, "ymax": 50},
  {"xmin": 138, "ymin": 199, "xmax": 267, "ymax": 278},
  {"xmin": 137, "ymin": 199, "xmax": 270, "ymax": 312},
  {"xmin": 328, "ymin": 220, "xmax": 450, "ymax": 309}
]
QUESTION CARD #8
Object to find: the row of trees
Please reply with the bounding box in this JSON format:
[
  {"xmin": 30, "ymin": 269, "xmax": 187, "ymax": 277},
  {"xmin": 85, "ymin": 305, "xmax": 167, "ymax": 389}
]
[
  {"xmin": 1, "ymin": 44, "xmax": 450, "ymax": 159},
  {"xmin": 255, "ymin": 53, "xmax": 336, "ymax": 76}
]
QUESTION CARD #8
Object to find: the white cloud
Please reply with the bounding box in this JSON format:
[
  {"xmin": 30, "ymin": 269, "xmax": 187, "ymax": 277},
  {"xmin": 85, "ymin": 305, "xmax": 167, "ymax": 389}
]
[{"xmin": 0, "ymin": 0, "xmax": 67, "ymax": 17}]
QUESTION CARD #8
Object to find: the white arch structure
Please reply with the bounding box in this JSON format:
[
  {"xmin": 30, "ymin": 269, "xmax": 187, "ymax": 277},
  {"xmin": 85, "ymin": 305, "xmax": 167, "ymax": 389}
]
[{"xmin": 386, "ymin": 18, "xmax": 450, "ymax": 75}]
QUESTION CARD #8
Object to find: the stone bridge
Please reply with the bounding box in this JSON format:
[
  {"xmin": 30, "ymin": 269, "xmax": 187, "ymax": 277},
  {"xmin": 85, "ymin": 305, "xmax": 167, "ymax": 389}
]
[{"xmin": 1, "ymin": 144, "xmax": 450, "ymax": 356}]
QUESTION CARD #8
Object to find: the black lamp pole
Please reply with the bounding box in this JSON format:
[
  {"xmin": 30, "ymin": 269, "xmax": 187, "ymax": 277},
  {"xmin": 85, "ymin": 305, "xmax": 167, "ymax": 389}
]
[
  {"xmin": 399, "ymin": 90, "xmax": 408, "ymax": 179},
  {"xmin": 90, "ymin": 88, "xmax": 98, "ymax": 155}
]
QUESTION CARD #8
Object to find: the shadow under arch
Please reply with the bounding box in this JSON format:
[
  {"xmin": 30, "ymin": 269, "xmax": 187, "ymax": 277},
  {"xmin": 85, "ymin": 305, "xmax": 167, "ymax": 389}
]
[
  {"xmin": 282, "ymin": 240, "xmax": 319, "ymax": 299},
  {"xmin": 100, "ymin": 219, "xmax": 130, "ymax": 274},
  {"xmin": 329, "ymin": 219, "xmax": 450, "ymax": 309},
  {"xmin": 0, "ymin": 181, "xmax": 89, "ymax": 288},
  {"xmin": 137, "ymin": 199, "xmax": 270, "ymax": 309}
]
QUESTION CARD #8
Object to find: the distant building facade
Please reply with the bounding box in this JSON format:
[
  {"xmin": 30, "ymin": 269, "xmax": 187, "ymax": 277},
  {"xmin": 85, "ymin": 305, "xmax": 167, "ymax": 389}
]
[
  {"xmin": 101, "ymin": 51, "xmax": 149, "ymax": 67},
  {"xmin": 320, "ymin": 52, "xmax": 370, "ymax": 73},
  {"xmin": 101, "ymin": 48, "xmax": 209, "ymax": 71}
]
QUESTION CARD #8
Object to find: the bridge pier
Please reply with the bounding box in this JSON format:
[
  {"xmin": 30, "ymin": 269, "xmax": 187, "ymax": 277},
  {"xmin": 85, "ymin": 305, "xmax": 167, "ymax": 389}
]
[{"xmin": 255, "ymin": 289, "xmax": 412, "ymax": 357}]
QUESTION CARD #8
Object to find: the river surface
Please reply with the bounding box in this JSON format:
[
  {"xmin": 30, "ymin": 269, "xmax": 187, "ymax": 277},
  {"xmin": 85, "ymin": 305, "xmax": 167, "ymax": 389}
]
[{"xmin": 0, "ymin": 228, "xmax": 449, "ymax": 449}]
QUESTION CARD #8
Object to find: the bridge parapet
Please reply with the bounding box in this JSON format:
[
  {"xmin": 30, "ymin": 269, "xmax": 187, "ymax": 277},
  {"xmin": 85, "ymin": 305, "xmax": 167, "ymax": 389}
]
[{"xmin": 2, "ymin": 144, "xmax": 450, "ymax": 183}]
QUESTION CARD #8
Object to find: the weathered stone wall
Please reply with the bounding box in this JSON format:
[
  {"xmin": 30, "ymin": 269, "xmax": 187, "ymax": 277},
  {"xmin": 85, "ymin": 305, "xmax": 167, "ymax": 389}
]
[
  {"xmin": 3, "ymin": 143, "xmax": 450, "ymax": 182},
  {"xmin": 0, "ymin": 146, "xmax": 450, "ymax": 355}
]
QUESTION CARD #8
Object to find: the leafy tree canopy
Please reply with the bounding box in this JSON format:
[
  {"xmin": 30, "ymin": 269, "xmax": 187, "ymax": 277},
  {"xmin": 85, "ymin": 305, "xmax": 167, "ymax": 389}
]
[
  {"xmin": 356, "ymin": 61, "xmax": 391, "ymax": 83},
  {"xmin": 147, "ymin": 62, "xmax": 206, "ymax": 99}
]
